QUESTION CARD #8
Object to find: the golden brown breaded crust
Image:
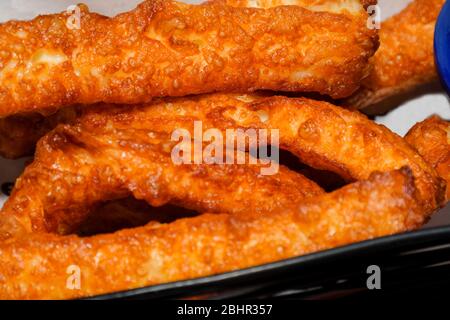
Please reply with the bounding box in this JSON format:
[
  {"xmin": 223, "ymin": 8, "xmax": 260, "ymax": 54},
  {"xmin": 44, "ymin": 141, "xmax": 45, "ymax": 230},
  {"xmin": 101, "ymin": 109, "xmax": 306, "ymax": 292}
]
[
  {"xmin": 0, "ymin": 0, "xmax": 378, "ymax": 117},
  {"xmin": 217, "ymin": 0, "xmax": 376, "ymax": 11},
  {"xmin": 1, "ymin": 159, "xmax": 323, "ymax": 237},
  {"xmin": 0, "ymin": 0, "xmax": 379, "ymax": 159},
  {"xmin": 344, "ymin": 0, "xmax": 444, "ymax": 111},
  {"xmin": 0, "ymin": 116, "xmax": 323, "ymax": 237},
  {"xmin": 406, "ymin": 116, "xmax": 450, "ymax": 201},
  {"xmin": 0, "ymin": 107, "xmax": 79, "ymax": 159},
  {"xmin": 115, "ymin": 93, "xmax": 443, "ymax": 211},
  {"xmin": 0, "ymin": 94, "xmax": 444, "ymax": 237},
  {"xmin": 0, "ymin": 169, "xmax": 425, "ymax": 300}
]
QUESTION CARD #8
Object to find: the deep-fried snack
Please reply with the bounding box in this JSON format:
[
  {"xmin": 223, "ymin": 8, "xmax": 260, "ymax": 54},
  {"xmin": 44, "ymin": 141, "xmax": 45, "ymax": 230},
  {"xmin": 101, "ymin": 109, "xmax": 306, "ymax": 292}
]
[
  {"xmin": 216, "ymin": 0, "xmax": 376, "ymax": 11},
  {"xmin": 0, "ymin": 117, "xmax": 323, "ymax": 237},
  {"xmin": 0, "ymin": 107, "xmax": 79, "ymax": 159},
  {"xmin": 0, "ymin": 94, "xmax": 444, "ymax": 238},
  {"xmin": 344, "ymin": 0, "xmax": 444, "ymax": 112},
  {"xmin": 0, "ymin": 0, "xmax": 378, "ymax": 118},
  {"xmin": 0, "ymin": 0, "xmax": 379, "ymax": 159},
  {"xmin": 101, "ymin": 93, "xmax": 443, "ymax": 211},
  {"xmin": 405, "ymin": 116, "xmax": 450, "ymax": 201},
  {"xmin": 0, "ymin": 168, "xmax": 425, "ymax": 299},
  {"xmin": 1, "ymin": 157, "xmax": 324, "ymax": 237}
]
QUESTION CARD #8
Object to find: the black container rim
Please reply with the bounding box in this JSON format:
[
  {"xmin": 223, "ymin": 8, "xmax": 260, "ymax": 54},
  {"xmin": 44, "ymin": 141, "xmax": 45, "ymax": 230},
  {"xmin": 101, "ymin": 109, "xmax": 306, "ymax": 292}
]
[{"xmin": 90, "ymin": 224, "xmax": 450, "ymax": 300}]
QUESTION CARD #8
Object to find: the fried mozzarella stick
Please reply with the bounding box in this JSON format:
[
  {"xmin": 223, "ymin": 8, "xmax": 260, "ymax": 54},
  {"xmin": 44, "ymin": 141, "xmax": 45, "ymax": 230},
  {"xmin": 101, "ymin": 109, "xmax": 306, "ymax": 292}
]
[
  {"xmin": 0, "ymin": 94, "xmax": 444, "ymax": 238},
  {"xmin": 344, "ymin": 0, "xmax": 445, "ymax": 111},
  {"xmin": 217, "ymin": 0, "xmax": 375, "ymax": 11},
  {"xmin": 0, "ymin": 0, "xmax": 378, "ymax": 159},
  {"xmin": 0, "ymin": 121, "xmax": 323, "ymax": 237},
  {"xmin": 406, "ymin": 116, "xmax": 450, "ymax": 201},
  {"xmin": 107, "ymin": 93, "xmax": 443, "ymax": 212},
  {"xmin": 0, "ymin": 0, "xmax": 378, "ymax": 118},
  {"xmin": 0, "ymin": 169, "xmax": 424, "ymax": 300}
]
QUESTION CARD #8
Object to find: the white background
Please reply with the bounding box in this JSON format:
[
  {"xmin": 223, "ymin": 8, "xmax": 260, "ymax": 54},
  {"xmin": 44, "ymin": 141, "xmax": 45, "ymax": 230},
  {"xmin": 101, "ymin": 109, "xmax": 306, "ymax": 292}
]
[{"xmin": 0, "ymin": 0, "xmax": 449, "ymax": 227}]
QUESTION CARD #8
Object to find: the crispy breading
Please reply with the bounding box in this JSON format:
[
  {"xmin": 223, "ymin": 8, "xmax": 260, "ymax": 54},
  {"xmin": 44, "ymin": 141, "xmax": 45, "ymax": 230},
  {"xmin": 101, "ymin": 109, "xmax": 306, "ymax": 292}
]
[
  {"xmin": 102, "ymin": 93, "xmax": 442, "ymax": 211},
  {"xmin": 1, "ymin": 158, "xmax": 323, "ymax": 237},
  {"xmin": 0, "ymin": 168, "xmax": 425, "ymax": 299},
  {"xmin": 0, "ymin": 94, "xmax": 444, "ymax": 238},
  {"xmin": 344, "ymin": 0, "xmax": 444, "ymax": 112},
  {"xmin": 216, "ymin": 0, "xmax": 376, "ymax": 11},
  {"xmin": 0, "ymin": 108, "xmax": 324, "ymax": 236},
  {"xmin": 0, "ymin": 0, "xmax": 378, "ymax": 118},
  {"xmin": 0, "ymin": 0, "xmax": 379, "ymax": 159},
  {"xmin": 406, "ymin": 116, "xmax": 450, "ymax": 201}
]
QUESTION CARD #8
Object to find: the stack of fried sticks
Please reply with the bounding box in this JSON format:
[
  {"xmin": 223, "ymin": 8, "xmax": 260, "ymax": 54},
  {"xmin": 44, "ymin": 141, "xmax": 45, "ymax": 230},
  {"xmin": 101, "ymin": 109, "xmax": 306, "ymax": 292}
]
[{"xmin": 0, "ymin": 0, "xmax": 448, "ymax": 299}]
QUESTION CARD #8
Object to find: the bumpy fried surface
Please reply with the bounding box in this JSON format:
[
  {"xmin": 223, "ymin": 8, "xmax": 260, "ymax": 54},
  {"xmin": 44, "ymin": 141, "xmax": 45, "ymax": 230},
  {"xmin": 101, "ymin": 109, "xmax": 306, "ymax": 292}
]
[
  {"xmin": 0, "ymin": 94, "xmax": 444, "ymax": 238},
  {"xmin": 109, "ymin": 93, "xmax": 443, "ymax": 211},
  {"xmin": 406, "ymin": 116, "xmax": 450, "ymax": 201},
  {"xmin": 0, "ymin": 107, "xmax": 79, "ymax": 159},
  {"xmin": 217, "ymin": 0, "xmax": 376, "ymax": 11},
  {"xmin": 0, "ymin": 107, "xmax": 323, "ymax": 237},
  {"xmin": 0, "ymin": 169, "xmax": 425, "ymax": 299},
  {"xmin": 0, "ymin": 0, "xmax": 378, "ymax": 159},
  {"xmin": 0, "ymin": 0, "xmax": 378, "ymax": 118},
  {"xmin": 1, "ymin": 158, "xmax": 323, "ymax": 237},
  {"xmin": 344, "ymin": 0, "xmax": 444, "ymax": 111}
]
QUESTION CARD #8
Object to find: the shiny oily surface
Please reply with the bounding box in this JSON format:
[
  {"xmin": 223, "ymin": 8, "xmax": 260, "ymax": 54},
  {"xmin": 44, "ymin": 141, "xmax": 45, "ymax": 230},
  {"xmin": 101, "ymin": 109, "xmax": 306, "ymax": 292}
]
[{"xmin": 0, "ymin": 0, "xmax": 377, "ymax": 117}]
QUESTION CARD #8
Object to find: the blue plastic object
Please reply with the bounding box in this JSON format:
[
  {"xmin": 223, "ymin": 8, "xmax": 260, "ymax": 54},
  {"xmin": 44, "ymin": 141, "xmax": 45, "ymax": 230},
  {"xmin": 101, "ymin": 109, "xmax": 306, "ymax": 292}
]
[{"xmin": 435, "ymin": 0, "xmax": 450, "ymax": 94}]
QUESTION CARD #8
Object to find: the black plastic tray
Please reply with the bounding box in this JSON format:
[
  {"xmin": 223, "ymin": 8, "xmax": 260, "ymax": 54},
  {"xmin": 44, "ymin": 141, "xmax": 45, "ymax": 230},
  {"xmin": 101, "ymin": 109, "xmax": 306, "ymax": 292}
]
[{"xmin": 90, "ymin": 225, "xmax": 450, "ymax": 300}]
